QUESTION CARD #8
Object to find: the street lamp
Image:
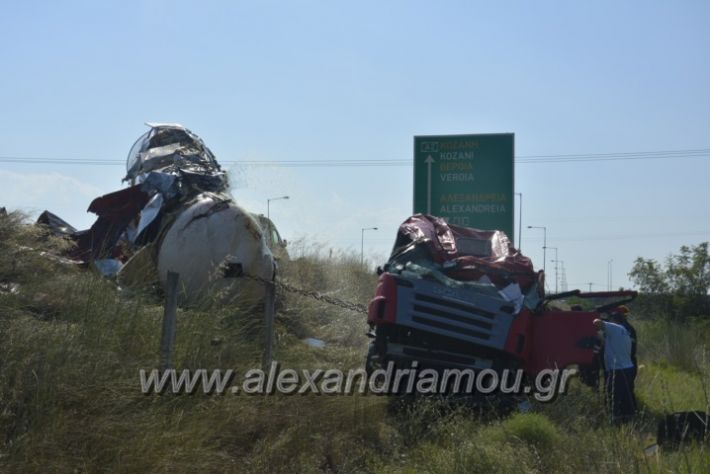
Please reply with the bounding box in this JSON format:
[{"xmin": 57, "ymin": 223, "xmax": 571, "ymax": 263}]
[
  {"xmin": 607, "ymin": 259, "xmax": 614, "ymax": 291},
  {"xmin": 361, "ymin": 227, "xmax": 378, "ymax": 265},
  {"xmin": 515, "ymin": 193, "xmax": 522, "ymax": 250},
  {"xmin": 267, "ymin": 195, "xmax": 289, "ymax": 222},
  {"xmin": 548, "ymin": 247, "xmax": 559, "ymax": 294},
  {"xmin": 527, "ymin": 225, "xmax": 547, "ymax": 281}
]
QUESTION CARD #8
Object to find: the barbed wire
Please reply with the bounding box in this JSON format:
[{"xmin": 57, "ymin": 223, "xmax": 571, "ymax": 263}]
[{"xmin": 241, "ymin": 272, "xmax": 368, "ymax": 315}]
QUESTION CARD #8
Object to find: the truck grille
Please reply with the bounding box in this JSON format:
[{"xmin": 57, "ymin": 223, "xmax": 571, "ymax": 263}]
[{"xmin": 395, "ymin": 278, "xmax": 515, "ymax": 350}]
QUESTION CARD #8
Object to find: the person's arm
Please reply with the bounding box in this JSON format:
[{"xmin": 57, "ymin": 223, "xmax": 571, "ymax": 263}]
[{"xmin": 592, "ymin": 319, "xmax": 605, "ymax": 352}]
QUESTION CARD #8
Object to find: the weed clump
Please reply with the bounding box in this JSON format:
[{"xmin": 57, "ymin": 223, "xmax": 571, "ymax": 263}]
[{"xmin": 498, "ymin": 412, "xmax": 561, "ymax": 451}]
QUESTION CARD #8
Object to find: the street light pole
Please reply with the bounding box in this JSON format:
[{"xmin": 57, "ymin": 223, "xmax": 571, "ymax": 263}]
[
  {"xmin": 527, "ymin": 225, "xmax": 547, "ymax": 284},
  {"xmin": 607, "ymin": 259, "xmax": 614, "ymax": 291},
  {"xmin": 515, "ymin": 192, "xmax": 522, "ymax": 250},
  {"xmin": 361, "ymin": 227, "xmax": 378, "ymax": 266},
  {"xmin": 267, "ymin": 195, "xmax": 290, "ymax": 222}
]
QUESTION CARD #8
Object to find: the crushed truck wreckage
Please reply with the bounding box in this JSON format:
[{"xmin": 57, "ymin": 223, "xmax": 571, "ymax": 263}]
[
  {"xmin": 37, "ymin": 123, "xmax": 275, "ymax": 306},
  {"xmin": 367, "ymin": 214, "xmax": 637, "ymax": 393}
]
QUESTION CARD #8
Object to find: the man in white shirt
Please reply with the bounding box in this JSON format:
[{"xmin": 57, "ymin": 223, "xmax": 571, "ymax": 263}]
[{"xmin": 593, "ymin": 319, "xmax": 636, "ymax": 423}]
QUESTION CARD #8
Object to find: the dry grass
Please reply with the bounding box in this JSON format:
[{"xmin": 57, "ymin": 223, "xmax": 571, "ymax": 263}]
[{"xmin": 0, "ymin": 212, "xmax": 709, "ymax": 473}]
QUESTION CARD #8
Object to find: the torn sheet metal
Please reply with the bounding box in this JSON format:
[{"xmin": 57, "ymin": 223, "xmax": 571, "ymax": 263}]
[
  {"xmin": 396, "ymin": 261, "xmax": 501, "ymax": 298},
  {"xmin": 498, "ymin": 282, "xmax": 524, "ymax": 314},
  {"xmin": 139, "ymin": 171, "xmax": 179, "ymax": 199},
  {"xmin": 72, "ymin": 185, "xmax": 150, "ymax": 262},
  {"xmin": 125, "ymin": 124, "xmax": 228, "ymax": 195},
  {"xmin": 389, "ymin": 214, "xmax": 538, "ymax": 293},
  {"xmin": 384, "ymin": 214, "xmax": 542, "ymax": 315},
  {"xmin": 36, "ymin": 211, "xmax": 77, "ymax": 237},
  {"xmin": 134, "ymin": 193, "xmax": 164, "ymax": 242}
]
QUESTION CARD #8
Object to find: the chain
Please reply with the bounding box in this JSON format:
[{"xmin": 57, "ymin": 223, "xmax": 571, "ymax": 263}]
[{"xmin": 241, "ymin": 272, "xmax": 368, "ymax": 315}]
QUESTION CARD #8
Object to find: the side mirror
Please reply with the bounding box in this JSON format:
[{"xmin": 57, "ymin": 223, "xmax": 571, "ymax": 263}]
[{"xmin": 282, "ymin": 239, "xmax": 288, "ymax": 247}]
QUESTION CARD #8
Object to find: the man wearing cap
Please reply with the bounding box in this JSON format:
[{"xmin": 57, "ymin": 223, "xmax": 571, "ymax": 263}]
[{"xmin": 593, "ymin": 318, "xmax": 636, "ymax": 423}]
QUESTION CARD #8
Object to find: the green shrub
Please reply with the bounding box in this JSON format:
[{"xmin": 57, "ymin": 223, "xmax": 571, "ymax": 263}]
[{"xmin": 498, "ymin": 413, "xmax": 561, "ymax": 451}]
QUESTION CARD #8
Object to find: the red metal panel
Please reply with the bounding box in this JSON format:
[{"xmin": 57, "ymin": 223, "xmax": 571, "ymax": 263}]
[
  {"xmin": 527, "ymin": 310, "xmax": 598, "ymax": 374},
  {"xmin": 367, "ymin": 273, "xmax": 398, "ymax": 325}
]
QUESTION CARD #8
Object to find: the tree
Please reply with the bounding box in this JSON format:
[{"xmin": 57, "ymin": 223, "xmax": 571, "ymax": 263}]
[
  {"xmin": 628, "ymin": 242, "xmax": 710, "ymax": 318},
  {"xmin": 666, "ymin": 243, "xmax": 710, "ymax": 297},
  {"xmin": 628, "ymin": 257, "xmax": 668, "ymax": 293}
]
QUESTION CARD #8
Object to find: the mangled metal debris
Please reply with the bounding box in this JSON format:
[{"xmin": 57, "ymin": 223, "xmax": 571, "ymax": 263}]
[
  {"xmin": 36, "ymin": 211, "xmax": 77, "ymax": 238},
  {"xmin": 125, "ymin": 123, "xmax": 229, "ymax": 195},
  {"xmin": 383, "ymin": 214, "xmax": 541, "ymax": 312},
  {"xmin": 37, "ymin": 123, "xmax": 275, "ymax": 305},
  {"xmin": 366, "ymin": 214, "xmax": 638, "ymax": 393}
]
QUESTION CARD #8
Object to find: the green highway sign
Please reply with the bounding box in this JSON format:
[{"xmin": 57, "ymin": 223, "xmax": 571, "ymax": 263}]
[{"xmin": 413, "ymin": 133, "xmax": 514, "ymax": 239}]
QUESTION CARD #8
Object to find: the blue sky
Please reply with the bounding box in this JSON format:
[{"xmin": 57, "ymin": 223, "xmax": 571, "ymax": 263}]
[{"xmin": 1, "ymin": 1, "xmax": 709, "ymax": 290}]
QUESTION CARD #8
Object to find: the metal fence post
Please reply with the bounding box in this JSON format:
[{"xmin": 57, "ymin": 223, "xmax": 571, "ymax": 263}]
[
  {"xmin": 160, "ymin": 271, "xmax": 179, "ymax": 370},
  {"xmin": 262, "ymin": 279, "xmax": 276, "ymax": 371}
]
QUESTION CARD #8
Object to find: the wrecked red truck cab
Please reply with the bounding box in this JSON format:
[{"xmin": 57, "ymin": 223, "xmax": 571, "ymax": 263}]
[{"xmin": 366, "ymin": 214, "xmax": 636, "ymax": 383}]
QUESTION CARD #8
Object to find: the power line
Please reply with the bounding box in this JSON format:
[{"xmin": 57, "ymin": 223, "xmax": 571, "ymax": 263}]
[
  {"xmin": 0, "ymin": 158, "xmax": 122, "ymax": 165},
  {"xmin": 0, "ymin": 147, "xmax": 709, "ymax": 167},
  {"xmin": 524, "ymin": 230, "xmax": 710, "ymax": 243},
  {"xmin": 516, "ymin": 148, "xmax": 710, "ymax": 163}
]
